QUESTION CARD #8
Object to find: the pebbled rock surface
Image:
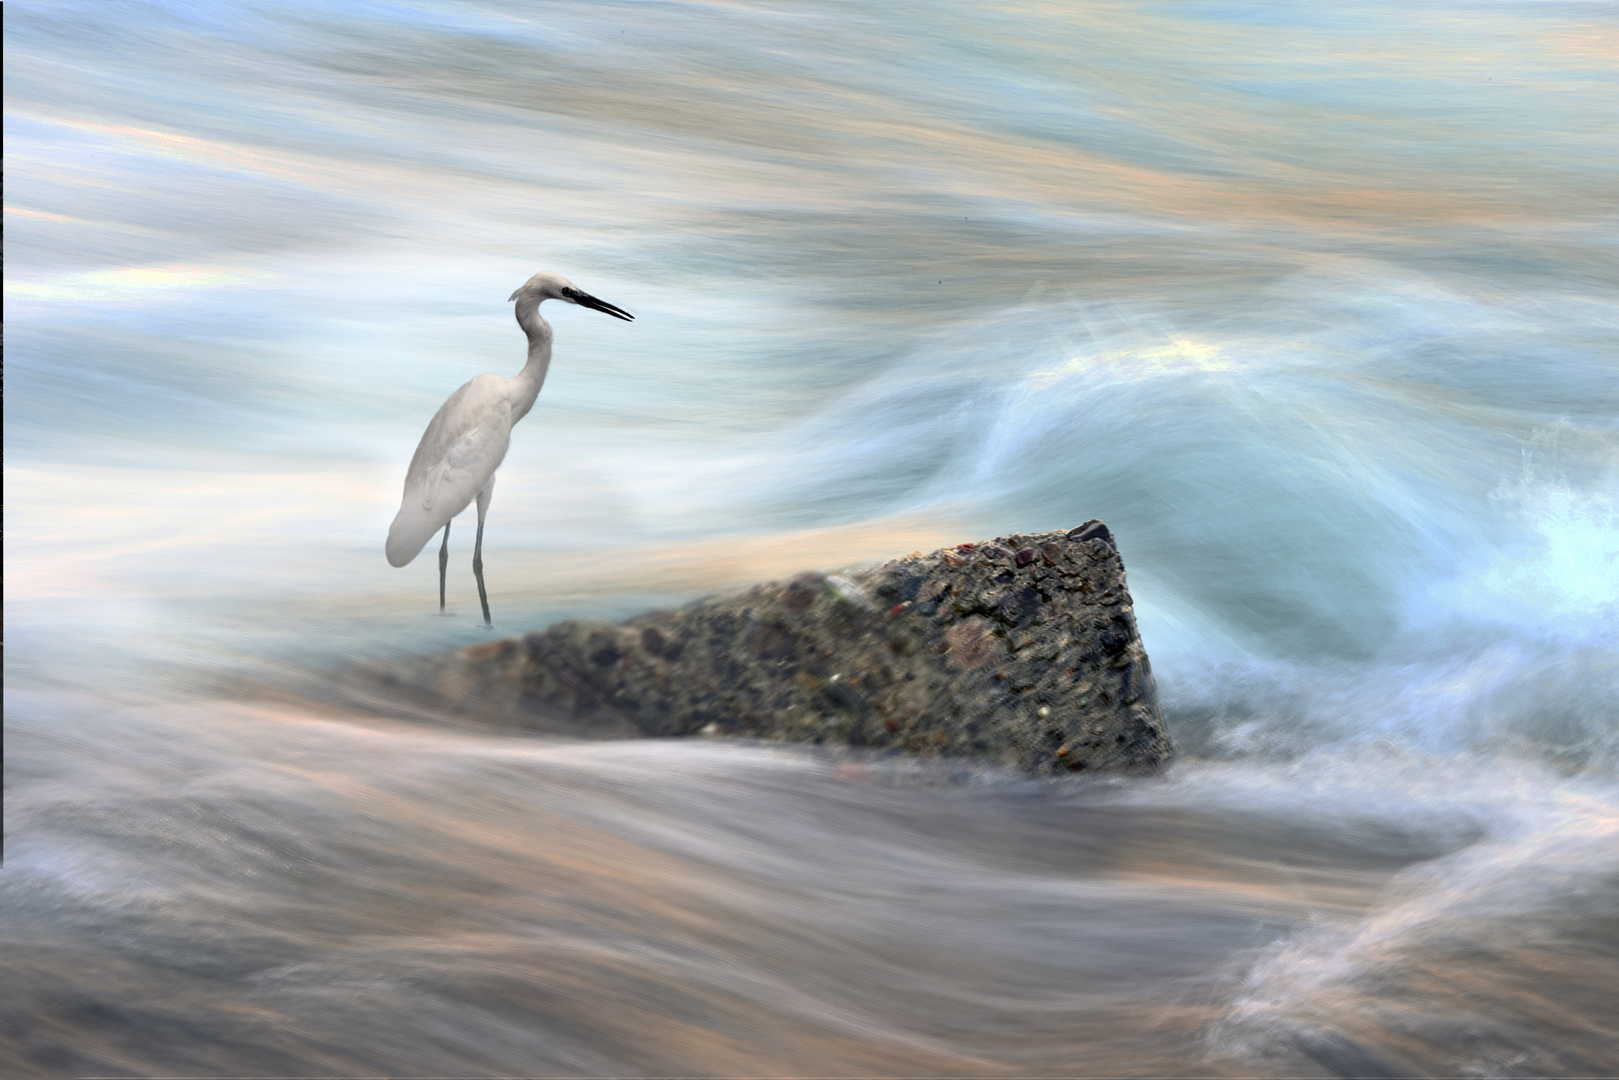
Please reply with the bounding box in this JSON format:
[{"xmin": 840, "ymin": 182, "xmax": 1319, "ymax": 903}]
[{"xmin": 380, "ymin": 522, "xmax": 1170, "ymax": 776}]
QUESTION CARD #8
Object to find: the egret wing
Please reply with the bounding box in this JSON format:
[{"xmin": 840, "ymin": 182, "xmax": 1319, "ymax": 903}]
[{"xmin": 386, "ymin": 377, "xmax": 514, "ymax": 567}]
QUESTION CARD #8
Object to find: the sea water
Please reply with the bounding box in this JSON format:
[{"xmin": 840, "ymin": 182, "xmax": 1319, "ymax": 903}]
[{"xmin": 5, "ymin": 1, "xmax": 1618, "ymax": 1075}]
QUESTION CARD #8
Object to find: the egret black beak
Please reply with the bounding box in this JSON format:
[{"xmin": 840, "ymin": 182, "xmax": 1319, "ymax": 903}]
[{"xmin": 566, "ymin": 288, "xmax": 634, "ymax": 321}]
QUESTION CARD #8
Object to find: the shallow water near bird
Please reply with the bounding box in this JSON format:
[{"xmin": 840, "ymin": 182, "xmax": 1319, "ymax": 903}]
[{"xmin": 5, "ymin": 1, "xmax": 1619, "ymax": 1076}]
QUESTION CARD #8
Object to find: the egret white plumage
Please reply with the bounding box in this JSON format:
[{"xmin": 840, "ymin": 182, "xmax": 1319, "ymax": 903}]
[{"xmin": 386, "ymin": 271, "xmax": 633, "ymax": 626}]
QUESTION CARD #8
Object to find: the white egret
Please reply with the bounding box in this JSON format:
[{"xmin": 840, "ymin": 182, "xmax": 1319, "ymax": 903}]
[{"xmin": 385, "ymin": 271, "xmax": 634, "ymax": 626}]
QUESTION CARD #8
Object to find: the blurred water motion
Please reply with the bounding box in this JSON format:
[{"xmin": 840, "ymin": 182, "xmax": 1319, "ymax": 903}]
[{"xmin": 5, "ymin": 1, "xmax": 1618, "ymax": 1076}]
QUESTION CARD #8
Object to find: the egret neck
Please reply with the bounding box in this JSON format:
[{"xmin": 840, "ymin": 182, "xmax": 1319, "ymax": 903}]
[{"xmin": 510, "ymin": 297, "xmax": 554, "ymax": 423}]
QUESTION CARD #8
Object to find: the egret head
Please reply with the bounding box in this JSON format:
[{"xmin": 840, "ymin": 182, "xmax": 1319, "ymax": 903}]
[{"xmin": 508, "ymin": 272, "xmax": 633, "ymax": 321}]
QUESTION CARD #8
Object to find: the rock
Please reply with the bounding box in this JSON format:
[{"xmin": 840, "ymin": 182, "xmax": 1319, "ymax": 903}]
[{"xmin": 380, "ymin": 522, "xmax": 1170, "ymax": 776}]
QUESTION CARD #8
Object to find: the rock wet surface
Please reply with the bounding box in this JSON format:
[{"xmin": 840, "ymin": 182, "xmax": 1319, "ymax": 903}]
[{"xmin": 375, "ymin": 522, "xmax": 1171, "ymax": 775}]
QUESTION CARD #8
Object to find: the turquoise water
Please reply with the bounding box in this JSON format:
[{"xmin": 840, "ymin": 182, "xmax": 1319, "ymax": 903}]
[{"xmin": 5, "ymin": 2, "xmax": 1618, "ymax": 1075}]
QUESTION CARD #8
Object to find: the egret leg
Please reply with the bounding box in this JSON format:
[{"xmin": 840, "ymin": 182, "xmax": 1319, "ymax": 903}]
[
  {"xmin": 437, "ymin": 522, "xmax": 451, "ymax": 611},
  {"xmin": 473, "ymin": 483, "xmax": 494, "ymax": 628}
]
